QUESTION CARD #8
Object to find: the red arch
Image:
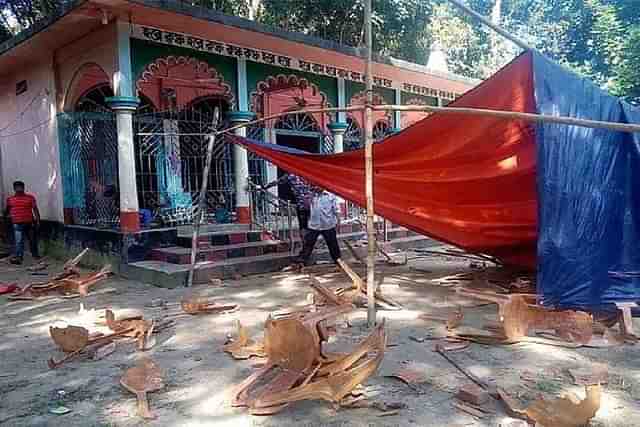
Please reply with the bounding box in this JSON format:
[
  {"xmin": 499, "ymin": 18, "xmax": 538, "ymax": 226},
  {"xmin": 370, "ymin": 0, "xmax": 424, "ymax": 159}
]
[
  {"xmin": 136, "ymin": 56, "xmax": 234, "ymax": 111},
  {"xmin": 63, "ymin": 63, "xmax": 111, "ymax": 112}
]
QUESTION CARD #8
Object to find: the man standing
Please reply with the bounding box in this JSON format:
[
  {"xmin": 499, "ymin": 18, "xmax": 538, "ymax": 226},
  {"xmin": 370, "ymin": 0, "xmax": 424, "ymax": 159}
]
[
  {"xmin": 5, "ymin": 181, "xmax": 40, "ymax": 264},
  {"xmin": 263, "ymin": 173, "xmax": 312, "ymax": 236},
  {"xmin": 297, "ymin": 187, "xmax": 342, "ymax": 266}
]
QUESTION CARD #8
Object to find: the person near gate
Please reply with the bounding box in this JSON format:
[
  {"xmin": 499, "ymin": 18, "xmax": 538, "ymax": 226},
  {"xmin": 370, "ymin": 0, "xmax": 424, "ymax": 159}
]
[
  {"xmin": 296, "ymin": 186, "xmax": 342, "ymax": 266},
  {"xmin": 4, "ymin": 181, "xmax": 41, "ymax": 264},
  {"xmin": 262, "ymin": 173, "xmax": 313, "ymax": 236}
]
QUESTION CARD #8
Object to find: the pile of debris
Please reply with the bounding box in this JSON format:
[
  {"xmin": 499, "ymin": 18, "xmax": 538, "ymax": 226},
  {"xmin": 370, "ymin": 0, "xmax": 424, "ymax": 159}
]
[
  {"xmin": 224, "ymin": 304, "xmax": 386, "ymax": 415},
  {"xmin": 8, "ymin": 249, "xmax": 112, "ymax": 301}
]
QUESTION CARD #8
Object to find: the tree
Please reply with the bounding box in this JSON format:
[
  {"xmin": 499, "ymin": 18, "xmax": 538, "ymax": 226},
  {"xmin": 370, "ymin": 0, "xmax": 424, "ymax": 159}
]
[
  {"xmin": 613, "ymin": 25, "xmax": 640, "ymax": 104},
  {"xmin": 259, "ymin": 0, "xmax": 432, "ymax": 64}
]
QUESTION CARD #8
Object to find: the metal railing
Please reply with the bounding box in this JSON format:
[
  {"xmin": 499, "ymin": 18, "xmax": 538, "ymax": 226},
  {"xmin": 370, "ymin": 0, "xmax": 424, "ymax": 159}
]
[{"xmin": 247, "ymin": 179, "xmax": 296, "ymax": 254}]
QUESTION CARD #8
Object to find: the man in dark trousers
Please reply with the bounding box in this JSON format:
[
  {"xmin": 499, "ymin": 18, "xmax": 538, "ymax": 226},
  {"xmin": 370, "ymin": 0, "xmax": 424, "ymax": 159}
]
[
  {"xmin": 297, "ymin": 187, "xmax": 342, "ymax": 266},
  {"xmin": 5, "ymin": 181, "xmax": 41, "ymax": 264},
  {"xmin": 263, "ymin": 173, "xmax": 312, "ymax": 236}
]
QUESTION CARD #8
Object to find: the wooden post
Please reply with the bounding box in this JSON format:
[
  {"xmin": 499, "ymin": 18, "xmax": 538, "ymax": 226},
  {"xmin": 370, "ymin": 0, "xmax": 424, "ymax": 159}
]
[
  {"xmin": 364, "ymin": 0, "xmax": 376, "ymax": 327},
  {"xmin": 187, "ymin": 108, "xmax": 220, "ymax": 287}
]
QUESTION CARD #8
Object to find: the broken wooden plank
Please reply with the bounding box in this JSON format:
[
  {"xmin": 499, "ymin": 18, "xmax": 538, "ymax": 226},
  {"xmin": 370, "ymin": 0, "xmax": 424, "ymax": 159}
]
[{"xmin": 456, "ymin": 383, "xmax": 489, "ymax": 406}]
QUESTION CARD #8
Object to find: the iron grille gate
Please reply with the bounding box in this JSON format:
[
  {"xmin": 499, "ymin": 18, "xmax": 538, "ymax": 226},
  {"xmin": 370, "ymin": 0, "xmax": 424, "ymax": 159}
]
[
  {"xmin": 58, "ymin": 112, "xmax": 120, "ymax": 227},
  {"xmin": 133, "ymin": 109, "xmax": 237, "ymax": 227}
]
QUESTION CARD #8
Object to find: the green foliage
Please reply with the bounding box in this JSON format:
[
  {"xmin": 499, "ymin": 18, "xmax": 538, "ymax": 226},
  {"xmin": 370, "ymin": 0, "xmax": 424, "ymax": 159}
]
[
  {"xmin": 612, "ymin": 25, "xmax": 640, "ymax": 104},
  {"xmin": 0, "ymin": 0, "xmax": 639, "ymax": 102},
  {"xmin": 259, "ymin": 0, "xmax": 432, "ymax": 64}
]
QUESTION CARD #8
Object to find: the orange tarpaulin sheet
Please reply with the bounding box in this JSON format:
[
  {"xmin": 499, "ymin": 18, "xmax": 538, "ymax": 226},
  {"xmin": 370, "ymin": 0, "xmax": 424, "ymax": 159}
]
[{"xmin": 232, "ymin": 53, "xmax": 538, "ymax": 268}]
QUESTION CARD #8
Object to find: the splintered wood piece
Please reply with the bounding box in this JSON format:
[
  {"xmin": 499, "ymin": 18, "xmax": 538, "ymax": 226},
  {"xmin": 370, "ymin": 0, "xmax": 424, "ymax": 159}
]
[
  {"xmin": 447, "ymin": 307, "xmax": 464, "ymax": 330},
  {"xmin": 460, "ymin": 291, "xmax": 593, "ymax": 345},
  {"xmin": 525, "ymin": 385, "xmax": 601, "ymax": 427},
  {"xmin": 50, "ymin": 325, "xmax": 89, "ymax": 352},
  {"xmin": 88, "ymin": 340, "xmax": 116, "ymax": 360},
  {"xmin": 263, "ymin": 317, "xmax": 319, "ymax": 373},
  {"xmin": 387, "ymin": 367, "xmax": 429, "ymax": 385},
  {"xmin": 48, "ymin": 347, "xmax": 85, "ymax": 369},
  {"xmin": 569, "ymin": 363, "xmax": 609, "ymax": 386},
  {"xmin": 105, "ymin": 309, "xmax": 154, "ymax": 350},
  {"xmin": 120, "ymin": 358, "xmax": 164, "ymax": 419},
  {"xmin": 58, "ymin": 265, "xmax": 112, "ymax": 296},
  {"xmin": 616, "ymin": 302, "xmax": 638, "ymax": 338},
  {"xmin": 307, "ymin": 275, "xmax": 345, "ymax": 306},
  {"xmin": 223, "ymin": 320, "xmax": 266, "ymax": 359},
  {"xmin": 51, "ymin": 248, "xmax": 88, "ymax": 281},
  {"xmin": 180, "ymin": 293, "xmax": 237, "ymax": 315},
  {"xmin": 337, "ymin": 258, "xmax": 365, "ymax": 292},
  {"xmin": 251, "ymin": 321, "xmax": 386, "ymax": 411}
]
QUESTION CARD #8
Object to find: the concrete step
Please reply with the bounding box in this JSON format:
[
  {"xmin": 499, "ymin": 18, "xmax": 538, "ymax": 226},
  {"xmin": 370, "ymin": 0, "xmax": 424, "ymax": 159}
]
[
  {"xmin": 150, "ymin": 239, "xmax": 289, "ymax": 264},
  {"xmin": 123, "ymin": 234, "xmax": 439, "ymax": 288}
]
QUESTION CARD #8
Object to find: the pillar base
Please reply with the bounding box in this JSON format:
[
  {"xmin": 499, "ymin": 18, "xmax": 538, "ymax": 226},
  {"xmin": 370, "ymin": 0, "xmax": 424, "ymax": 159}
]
[
  {"xmin": 236, "ymin": 206, "xmax": 251, "ymax": 224},
  {"xmin": 120, "ymin": 211, "xmax": 140, "ymax": 232}
]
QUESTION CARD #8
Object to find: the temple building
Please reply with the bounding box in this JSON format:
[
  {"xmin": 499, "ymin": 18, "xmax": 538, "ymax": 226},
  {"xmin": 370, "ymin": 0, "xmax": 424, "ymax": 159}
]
[{"xmin": 0, "ymin": 0, "xmax": 475, "ymax": 273}]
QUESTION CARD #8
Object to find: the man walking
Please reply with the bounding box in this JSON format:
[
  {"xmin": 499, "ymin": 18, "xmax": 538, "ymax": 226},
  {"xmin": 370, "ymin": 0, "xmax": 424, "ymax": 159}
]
[
  {"xmin": 263, "ymin": 173, "xmax": 312, "ymax": 236},
  {"xmin": 297, "ymin": 187, "xmax": 342, "ymax": 266},
  {"xmin": 5, "ymin": 181, "xmax": 40, "ymax": 264}
]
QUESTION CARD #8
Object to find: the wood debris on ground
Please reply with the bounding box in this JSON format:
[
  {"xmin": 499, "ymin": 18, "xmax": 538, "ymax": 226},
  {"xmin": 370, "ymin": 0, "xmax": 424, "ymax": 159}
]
[
  {"xmin": 120, "ymin": 358, "xmax": 164, "ymax": 419},
  {"xmin": 8, "ymin": 249, "xmax": 112, "ymax": 301},
  {"xmin": 223, "ymin": 320, "xmax": 266, "ymax": 359},
  {"xmin": 568, "ymin": 363, "xmax": 609, "ymax": 386},
  {"xmin": 227, "ymin": 301, "xmax": 386, "ymax": 415},
  {"xmin": 498, "ymin": 385, "xmax": 601, "ymax": 427}
]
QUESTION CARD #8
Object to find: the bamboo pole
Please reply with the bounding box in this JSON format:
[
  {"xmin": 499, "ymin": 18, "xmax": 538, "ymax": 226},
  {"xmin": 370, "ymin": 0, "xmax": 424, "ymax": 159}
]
[
  {"xmin": 443, "ymin": 0, "xmax": 533, "ymax": 51},
  {"xmin": 373, "ymin": 104, "xmax": 640, "ymax": 134},
  {"xmin": 187, "ymin": 108, "xmax": 220, "ymax": 287},
  {"xmin": 137, "ymin": 105, "xmax": 640, "ymax": 138},
  {"xmin": 364, "ymin": 0, "xmax": 376, "ymax": 327}
]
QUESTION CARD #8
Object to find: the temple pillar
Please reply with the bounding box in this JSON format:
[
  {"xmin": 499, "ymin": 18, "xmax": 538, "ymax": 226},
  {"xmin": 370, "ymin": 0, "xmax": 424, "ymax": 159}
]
[
  {"xmin": 328, "ymin": 121, "xmax": 348, "ymax": 154},
  {"xmin": 328, "ymin": 121, "xmax": 349, "ymax": 217},
  {"xmin": 108, "ymin": 21, "xmax": 140, "ymax": 232},
  {"xmin": 106, "ymin": 96, "xmax": 140, "ymax": 232},
  {"xmin": 394, "ymin": 87, "xmax": 402, "ymax": 131},
  {"xmin": 228, "ymin": 111, "xmax": 255, "ymax": 224}
]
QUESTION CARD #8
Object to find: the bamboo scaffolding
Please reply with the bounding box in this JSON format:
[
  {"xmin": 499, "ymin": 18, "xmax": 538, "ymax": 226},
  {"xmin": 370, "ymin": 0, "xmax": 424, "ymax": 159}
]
[
  {"xmin": 187, "ymin": 108, "xmax": 220, "ymax": 287},
  {"xmin": 136, "ymin": 104, "xmax": 640, "ymax": 138},
  {"xmin": 364, "ymin": 0, "xmax": 377, "ymax": 327}
]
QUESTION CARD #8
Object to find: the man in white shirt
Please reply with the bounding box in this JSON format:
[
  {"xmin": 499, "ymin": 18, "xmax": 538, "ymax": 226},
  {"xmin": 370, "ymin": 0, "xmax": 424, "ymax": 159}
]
[{"xmin": 297, "ymin": 187, "xmax": 342, "ymax": 265}]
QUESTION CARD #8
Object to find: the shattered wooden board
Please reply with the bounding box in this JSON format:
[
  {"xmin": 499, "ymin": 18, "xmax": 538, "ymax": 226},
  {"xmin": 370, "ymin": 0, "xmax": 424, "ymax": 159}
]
[
  {"xmin": 223, "ymin": 320, "xmax": 266, "ymax": 359},
  {"xmin": 569, "ymin": 363, "xmax": 608, "ymax": 386},
  {"xmin": 230, "ymin": 312, "xmax": 386, "ymax": 415},
  {"xmin": 387, "ymin": 366, "xmax": 429, "ymax": 385},
  {"xmin": 525, "ymin": 385, "xmax": 601, "ymax": 427},
  {"xmin": 50, "ymin": 325, "xmax": 90, "ymax": 353},
  {"xmin": 498, "ymin": 385, "xmax": 601, "ymax": 427},
  {"xmin": 457, "ymin": 291, "xmax": 593, "ymax": 345},
  {"xmin": 181, "ymin": 292, "xmax": 238, "ymax": 315},
  {"xmin": 120, "ymin": 358, "xmax": 164, "ymax": 419}
]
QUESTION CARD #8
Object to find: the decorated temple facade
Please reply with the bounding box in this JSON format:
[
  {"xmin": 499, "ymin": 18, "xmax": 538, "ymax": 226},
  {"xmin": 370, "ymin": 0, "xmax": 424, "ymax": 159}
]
[{"xmin": 0, "ymin": 0, "xmax": 475, "ymax": 236}]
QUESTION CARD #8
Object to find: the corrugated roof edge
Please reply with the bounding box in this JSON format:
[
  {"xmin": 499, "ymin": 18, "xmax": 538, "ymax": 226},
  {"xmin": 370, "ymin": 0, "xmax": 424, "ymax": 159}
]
[{"xmin": 0, "ymin": 0, "xmax": 87, "ymax": 56}]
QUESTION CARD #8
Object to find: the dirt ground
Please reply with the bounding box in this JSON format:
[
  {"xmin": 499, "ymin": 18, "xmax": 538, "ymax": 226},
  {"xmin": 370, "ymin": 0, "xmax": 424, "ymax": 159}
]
[{"xmin": 1, "ymin": 252, "xmax": 639, "ymax": 427}]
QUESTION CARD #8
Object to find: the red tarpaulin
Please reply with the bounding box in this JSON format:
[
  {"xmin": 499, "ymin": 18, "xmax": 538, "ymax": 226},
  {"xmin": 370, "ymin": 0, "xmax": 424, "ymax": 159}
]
[{"xmin": 231, "ymin": 53, "xmax": 538, "ymax": 268}]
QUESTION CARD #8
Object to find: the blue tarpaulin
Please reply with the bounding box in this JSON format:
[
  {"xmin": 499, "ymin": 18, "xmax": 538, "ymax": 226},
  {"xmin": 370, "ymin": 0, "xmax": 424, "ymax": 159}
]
[{"xmin": 533, "ymin": 52, "xmax": 640, "ymax": 309}]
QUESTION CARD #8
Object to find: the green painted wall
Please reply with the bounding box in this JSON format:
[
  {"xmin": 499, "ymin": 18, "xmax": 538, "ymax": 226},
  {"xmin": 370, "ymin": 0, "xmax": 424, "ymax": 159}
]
[
  {"xmin": 345, "ymin": 81, "xmax": 394, "ymax": 104},
  {"xmin": 246, "ymin": 62, "xmax": 338, "ymax": 107},
  {"xmin": 130, "ymin": 38, "xmax": 237, "ymax": 98},
  {"xmin": 400, "ymin": 92, "xmax": 438, "ymax": 106}
]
